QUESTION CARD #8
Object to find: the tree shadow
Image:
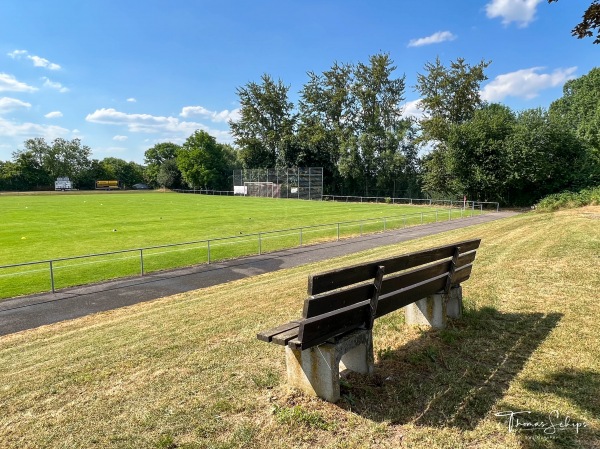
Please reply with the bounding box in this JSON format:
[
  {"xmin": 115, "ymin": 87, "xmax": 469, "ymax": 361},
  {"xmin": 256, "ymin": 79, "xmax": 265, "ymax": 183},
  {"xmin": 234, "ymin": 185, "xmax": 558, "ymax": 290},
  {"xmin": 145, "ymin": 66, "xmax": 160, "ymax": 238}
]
[{"xmin": 337, "ymin": 307, "xmax": 563, "ymax": 431}]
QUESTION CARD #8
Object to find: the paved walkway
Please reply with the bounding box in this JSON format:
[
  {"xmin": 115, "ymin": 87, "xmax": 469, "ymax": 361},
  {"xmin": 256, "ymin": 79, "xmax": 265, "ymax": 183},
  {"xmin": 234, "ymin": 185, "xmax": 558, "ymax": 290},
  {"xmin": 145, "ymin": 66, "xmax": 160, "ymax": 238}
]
[{"xmin": 0, "ymin": 211, "xmax": 518, "ymax": 336}]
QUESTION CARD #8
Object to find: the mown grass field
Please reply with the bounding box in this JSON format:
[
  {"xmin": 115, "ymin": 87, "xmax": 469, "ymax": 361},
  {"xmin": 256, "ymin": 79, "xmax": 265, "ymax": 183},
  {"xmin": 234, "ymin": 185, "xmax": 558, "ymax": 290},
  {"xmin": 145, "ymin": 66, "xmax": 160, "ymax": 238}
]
[
  {"xmin": 0, "ymin": 191, "xmax": 473, "ymax": 299},
  {"xmin": 0, "ymin": 207, "xmax": 598, "ymax": 448}
]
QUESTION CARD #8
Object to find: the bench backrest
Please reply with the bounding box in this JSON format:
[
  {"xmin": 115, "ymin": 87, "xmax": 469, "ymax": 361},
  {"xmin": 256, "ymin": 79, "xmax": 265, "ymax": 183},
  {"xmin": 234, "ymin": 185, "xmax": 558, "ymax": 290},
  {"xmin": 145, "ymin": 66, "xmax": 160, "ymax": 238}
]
[{"xmin": 291, "ymin": 239, "xmax": 481, "ymax": 350}]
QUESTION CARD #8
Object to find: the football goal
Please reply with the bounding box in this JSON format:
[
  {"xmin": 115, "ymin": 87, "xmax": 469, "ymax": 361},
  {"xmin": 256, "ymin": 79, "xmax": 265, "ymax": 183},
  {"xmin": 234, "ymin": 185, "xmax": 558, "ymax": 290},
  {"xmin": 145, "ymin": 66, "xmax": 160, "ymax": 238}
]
[{"xmin": 244, "ymin": 182, "xmax": 278, "ymax": 198}]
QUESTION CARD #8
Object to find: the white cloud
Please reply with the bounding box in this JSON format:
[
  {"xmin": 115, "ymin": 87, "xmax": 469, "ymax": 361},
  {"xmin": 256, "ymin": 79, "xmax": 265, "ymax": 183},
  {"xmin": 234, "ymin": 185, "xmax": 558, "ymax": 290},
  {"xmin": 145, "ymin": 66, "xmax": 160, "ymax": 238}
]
[
  {"xmin": 481, "ymin": 66, "xmax": 577, "ymax": 102},
  {"xmin": 180, "ymin": 105, "xmax": 241, "ymax": 123},
  {"xmin": 401, "ymin": 99, "xmax": 425, "ymax": 120},
  {"xmin": 28, "ymin": 55, "xmax": 61, "ymax": 70},
  {"xmin": 42, "ymin": 77, "xmax": 69, "ymax": 93},
  {"xmin": 113, "ymin": 135, "xmax": 128, "ymax": 141},
  {"xmin": 485, "ymin": 0, "xmax": 543, "ymax": 27},
  {"xmin": 0, "ymin": 97, "xmax": 31, "ymax": 113},
  {"xmin": 126, "ymin": 98, "xmax": 137, "ymax": 103},
  {"xmin": 0, "ymin": 73, "xmax": 38, "ymax": 93},
  {"xmin": 44, "ymin": 111, "xmax": 63, "ymax": 118},
  {"xmin": 0, "ymin": 116, "xmax": 69, "ymax": 139},
  {"xmin": 7, "ymin": 49, "xmax": 61, "ymax": 70},
  {"xmin": 7, "ymin": 50, "xmax": 27, "ymax": 59},
  {"xmin": 407, "ymin": 31, "xmax": 457, "ymax": 47},
  {"xmin": 85, "ymin": 108, "xmax": 233, "ymax": 142}
]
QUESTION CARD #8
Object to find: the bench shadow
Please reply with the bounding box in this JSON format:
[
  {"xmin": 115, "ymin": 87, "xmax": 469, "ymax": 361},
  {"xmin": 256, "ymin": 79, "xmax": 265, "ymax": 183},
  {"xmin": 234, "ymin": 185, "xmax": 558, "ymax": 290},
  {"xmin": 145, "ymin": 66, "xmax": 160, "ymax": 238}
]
[{"xmin": 338, "ymin": 307, "xmax": 562, "ymax": 431}]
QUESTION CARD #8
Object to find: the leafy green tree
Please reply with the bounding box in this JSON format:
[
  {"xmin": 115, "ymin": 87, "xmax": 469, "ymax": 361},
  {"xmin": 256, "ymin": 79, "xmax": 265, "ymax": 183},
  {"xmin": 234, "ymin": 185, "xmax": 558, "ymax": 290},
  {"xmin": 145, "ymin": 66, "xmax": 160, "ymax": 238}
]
[
  {"xmin": 415, "ymin": 57, "xmax": 490, "ymax": 144},
  {"xmin": 506, "ymin": 108, "xmax": 587, "ymax": 204},
  {"xmin": 298, "ymin": 62, "xmax": 355, "ymax": 192},
  {"xmin": 156, "ymin": 158, "xmax": 182, "ymax": 189},
  {"xmin": 73, "ymin": 159, "xmax": 110, "ymax": 189},
  {"xmin": 415, "ymin": 57, "xmax": 491, "ymax": 197},
  {"xmin": 100, "ymin": 157, "xmax": 144, "ymax": 188},
  {"xmin": 9, "ymin": 150, "xmax": 51, "ymax": 190},
  {"xmin": 549, "ymin": 67, "xmax": 600, "ymax": 186},
  {"xmin": 143, "ymin": 142, "xmax": 182, "ymax": 187},
  {"xmin": 177, "ymin": 130, "xmax": 232, "ymax": 189},
  {"xmin": 445, "ymin": 103, "xmax": 515, "ymax": 202},
  {"xmin": 229, "ymin": 74, "xmax": 296, "ymax": 168}
]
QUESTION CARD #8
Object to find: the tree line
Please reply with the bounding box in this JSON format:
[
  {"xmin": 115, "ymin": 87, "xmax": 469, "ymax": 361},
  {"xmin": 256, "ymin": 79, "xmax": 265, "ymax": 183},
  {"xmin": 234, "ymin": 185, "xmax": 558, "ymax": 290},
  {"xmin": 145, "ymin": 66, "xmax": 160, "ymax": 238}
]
[
  {"xmin": 1, "ymin": 56, "xmax": 598, "ymax": 206},
  {"xmin": 227, "ymin": 56, "xmax": 599, "ymax": 205}
]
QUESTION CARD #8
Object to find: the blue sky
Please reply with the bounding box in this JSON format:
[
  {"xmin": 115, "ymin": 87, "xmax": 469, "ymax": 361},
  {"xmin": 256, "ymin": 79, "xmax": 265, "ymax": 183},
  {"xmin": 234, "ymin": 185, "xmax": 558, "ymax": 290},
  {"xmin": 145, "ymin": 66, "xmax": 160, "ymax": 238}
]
[{"xmin": 0, "ymin": 0, "xmax": 596, "ymax": 164}]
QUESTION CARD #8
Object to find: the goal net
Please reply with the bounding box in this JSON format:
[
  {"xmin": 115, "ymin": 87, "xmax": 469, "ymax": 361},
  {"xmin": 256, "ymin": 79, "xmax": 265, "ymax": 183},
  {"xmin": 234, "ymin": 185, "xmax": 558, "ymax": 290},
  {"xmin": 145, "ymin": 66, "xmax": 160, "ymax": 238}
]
[{"xmin": 244, "ymin": 182, "xmax": 278, "ymax": 198}]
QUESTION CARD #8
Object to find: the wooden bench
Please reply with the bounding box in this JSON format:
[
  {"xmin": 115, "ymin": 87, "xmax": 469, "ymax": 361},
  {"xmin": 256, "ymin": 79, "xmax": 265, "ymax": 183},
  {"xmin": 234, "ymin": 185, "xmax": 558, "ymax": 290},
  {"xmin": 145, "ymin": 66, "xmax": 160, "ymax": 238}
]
[{"xmin": 257, "ymin": 238, "xmax": 481, "ymax": 402}]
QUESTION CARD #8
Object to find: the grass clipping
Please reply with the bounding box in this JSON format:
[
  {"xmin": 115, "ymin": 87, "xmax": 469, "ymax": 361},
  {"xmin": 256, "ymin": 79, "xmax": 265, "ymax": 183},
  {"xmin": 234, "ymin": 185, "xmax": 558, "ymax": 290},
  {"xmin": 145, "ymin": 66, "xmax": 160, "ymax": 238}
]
[{"xmin": 0, "ymin": 208, "xmax": 599, "ymax": 449}]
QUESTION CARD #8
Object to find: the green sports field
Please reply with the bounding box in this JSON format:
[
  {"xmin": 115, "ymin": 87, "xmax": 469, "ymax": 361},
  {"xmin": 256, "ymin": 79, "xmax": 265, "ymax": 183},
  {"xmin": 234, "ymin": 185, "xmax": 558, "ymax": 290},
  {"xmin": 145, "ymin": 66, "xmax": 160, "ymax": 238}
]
[{"xmin": 0, "ymin": 191, "xmax": 474, "ymax": 298}]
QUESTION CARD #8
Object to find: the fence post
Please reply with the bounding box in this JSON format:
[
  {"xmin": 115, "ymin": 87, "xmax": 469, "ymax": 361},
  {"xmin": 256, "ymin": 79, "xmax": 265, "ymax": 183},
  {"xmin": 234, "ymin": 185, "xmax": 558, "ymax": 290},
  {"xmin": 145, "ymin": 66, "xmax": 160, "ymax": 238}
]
[
  {"xmin": 207, "ymin": 241, "xmax": 211, "ymax": 264},
  {"xmin": 337, "ymin": 223, "xmax": 340, "ymax": 241},
  {"xmin": 259, "ymin": 233, "xmax": 262, "ymax": 255},
  {"xmin": 360, "ymin": 222, "xmax": 363, "ymax": 236},
  {"xmin": 140, "ymin": 249, "xmax": 144, "ymax": 276},
  {"xmin": 383, "ymin": 217, "xmax": 386, "ymax": 231},
  {"xmin": 49, "ymin": 260, "xmax": 55, "ymax": 293}
]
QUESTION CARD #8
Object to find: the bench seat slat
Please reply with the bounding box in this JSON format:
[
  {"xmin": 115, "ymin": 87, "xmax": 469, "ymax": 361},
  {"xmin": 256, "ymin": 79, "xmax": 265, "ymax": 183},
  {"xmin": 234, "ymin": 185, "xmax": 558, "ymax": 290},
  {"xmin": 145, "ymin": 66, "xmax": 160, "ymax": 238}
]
[
  {"xmin": 257, "ymin": 320, "xmax": 300, "ymax": 343},
  {"xmin": 271, "ymin": 327, "xmax": 301, "ymax": 345}
]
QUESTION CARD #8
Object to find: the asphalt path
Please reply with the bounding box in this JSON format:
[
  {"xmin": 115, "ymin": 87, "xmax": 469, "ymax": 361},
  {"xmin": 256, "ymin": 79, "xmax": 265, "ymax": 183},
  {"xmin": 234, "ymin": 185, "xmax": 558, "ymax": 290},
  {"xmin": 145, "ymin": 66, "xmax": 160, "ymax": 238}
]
[{"xmin": 0, "ymin": 211, "xmax": 518, "ymax": 336}]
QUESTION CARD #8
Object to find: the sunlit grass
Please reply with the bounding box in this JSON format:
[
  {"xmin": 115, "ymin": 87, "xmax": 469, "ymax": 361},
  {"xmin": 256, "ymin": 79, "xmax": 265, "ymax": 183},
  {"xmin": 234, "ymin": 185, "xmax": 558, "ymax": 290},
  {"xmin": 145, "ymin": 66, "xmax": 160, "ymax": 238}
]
[
  {"xmin": 0, "ymin": 207, "xmax": 597, "ymax": 448},
  {"xmin": 0, "ymin": 191, "xmax": 476, "ymax": 298}
]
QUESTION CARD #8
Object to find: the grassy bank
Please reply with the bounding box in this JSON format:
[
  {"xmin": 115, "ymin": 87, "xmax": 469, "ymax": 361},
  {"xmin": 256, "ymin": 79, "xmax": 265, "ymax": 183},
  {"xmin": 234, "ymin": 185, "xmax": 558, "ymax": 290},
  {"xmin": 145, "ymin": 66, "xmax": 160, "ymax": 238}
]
[{"xmin": 0, "ymin": 207, "xmax": 598, "ymax": 448}]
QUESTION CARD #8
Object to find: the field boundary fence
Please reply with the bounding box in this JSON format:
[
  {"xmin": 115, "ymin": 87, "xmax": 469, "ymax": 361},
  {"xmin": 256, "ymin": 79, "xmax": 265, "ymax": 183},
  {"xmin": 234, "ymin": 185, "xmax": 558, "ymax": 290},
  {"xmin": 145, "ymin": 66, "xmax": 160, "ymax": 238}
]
[
  {"xmin": 323, "ymin": 195, "xmax": 500, "ymax": 212},
  {"xmin": 1, "ymin": 204, "xmax": 490, "ymax": 299}
]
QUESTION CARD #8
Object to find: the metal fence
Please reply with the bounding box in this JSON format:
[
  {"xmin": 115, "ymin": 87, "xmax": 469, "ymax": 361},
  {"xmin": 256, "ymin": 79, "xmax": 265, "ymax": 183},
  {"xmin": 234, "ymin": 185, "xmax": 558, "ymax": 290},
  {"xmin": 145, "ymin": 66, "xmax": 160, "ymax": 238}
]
[
  {"xmin": 172, "ymin": 189, "xmax": 234, "ymax": 196},
  {"xmin": 0, "ymin": 205, "xmax": 487, "ymax": 299},
  {"xmin": 233, "ymin": 167, "xmax": 323, "ymax": 200},
  {"xmin": 322, "ymin": 195, "xmax": 500, "ymax": 212}
]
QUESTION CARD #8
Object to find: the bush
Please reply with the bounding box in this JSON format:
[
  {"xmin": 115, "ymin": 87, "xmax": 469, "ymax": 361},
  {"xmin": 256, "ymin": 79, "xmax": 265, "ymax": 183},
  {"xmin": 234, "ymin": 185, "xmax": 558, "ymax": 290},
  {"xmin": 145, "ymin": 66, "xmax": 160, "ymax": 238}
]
[{"xmin": 536, "ymin": 186, "xmax": 600, "ymax": 211}]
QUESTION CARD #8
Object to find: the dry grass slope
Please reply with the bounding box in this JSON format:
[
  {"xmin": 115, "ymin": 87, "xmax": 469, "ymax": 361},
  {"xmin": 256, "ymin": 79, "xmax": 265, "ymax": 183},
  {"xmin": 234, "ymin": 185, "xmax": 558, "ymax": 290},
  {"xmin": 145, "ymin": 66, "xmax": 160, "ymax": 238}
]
[{"xmin": 0, "ymin": 207, "xmax": 598, "ymax": 448}]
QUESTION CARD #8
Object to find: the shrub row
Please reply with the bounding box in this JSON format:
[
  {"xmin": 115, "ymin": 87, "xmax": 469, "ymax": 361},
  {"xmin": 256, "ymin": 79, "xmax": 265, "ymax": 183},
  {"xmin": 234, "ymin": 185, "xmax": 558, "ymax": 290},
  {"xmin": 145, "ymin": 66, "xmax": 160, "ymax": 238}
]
[{"xmin": 536, "ymin": 186, "xmax": 600, "ymax": 212}]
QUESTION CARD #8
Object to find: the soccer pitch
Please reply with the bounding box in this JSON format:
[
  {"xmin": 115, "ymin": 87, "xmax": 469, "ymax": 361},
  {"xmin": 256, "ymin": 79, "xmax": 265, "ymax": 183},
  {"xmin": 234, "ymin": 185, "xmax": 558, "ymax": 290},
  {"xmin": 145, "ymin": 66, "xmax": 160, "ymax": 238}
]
[{"xmin": 0, "ymin": 191, "xmax": 472, "ymax": 298}]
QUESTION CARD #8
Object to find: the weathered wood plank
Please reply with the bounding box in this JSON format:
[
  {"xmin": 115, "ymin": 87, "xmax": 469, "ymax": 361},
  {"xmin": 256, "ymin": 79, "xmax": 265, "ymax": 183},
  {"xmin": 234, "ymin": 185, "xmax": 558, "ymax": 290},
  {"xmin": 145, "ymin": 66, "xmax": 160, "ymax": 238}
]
[
  {"xmin": 302, "ymin": 283, "xmax": 373, "ymax": 318},
  {"xmin": 375, "ymin": 274, "xmax": 448, "ymax": 317},
  {"xmin": 256, "ymin": 320, "xmax": 300, "ymax": 342},
  {"xmin": 302, "ymin": 254, "xmax": 477, "ymax": 319},
  {"xmin": 308, "ymin": 239, "xmax": 480, "ymax": 295},
  {"xmin": 271, "ymin": 327, "xmax": 301, "ymax": 345},
  {"xmin": 297, "ymin": 300, "xmax": 371, "ymax": 350}
]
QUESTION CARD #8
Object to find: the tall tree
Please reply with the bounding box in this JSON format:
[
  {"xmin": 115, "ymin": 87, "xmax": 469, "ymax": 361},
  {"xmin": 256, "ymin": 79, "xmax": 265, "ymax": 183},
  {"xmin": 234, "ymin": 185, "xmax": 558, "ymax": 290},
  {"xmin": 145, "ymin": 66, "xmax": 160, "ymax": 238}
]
[
  {"xmin": 549, "ymin": 67, "xmax": 600, "ymax": 186},
  {"xmin": 143, "ymin": 142, "xmax": 182, "ymax": 187},
  {"xmin": 346, "ymin": 53, "xmax": 408, "ymax": 195},
  {"xmin": 100, "ymin": 157, "xmax": 144, "ymax": 187},
  {"xmin": 415, "ymin": 57, "xmax": 490, "ymax": 197},
  {"xmin": 229, "ymin": 74, "xmax": 296, "ymax": 168},
  {"xmin": 177, "ymin": 130, "xmax": 232, "ymax": 190},
  {"xmin": 415, "ymin": 57, "xmax": 490, "ymax": 144},
  {"xmin": 298, "ymin": 62, "xmax": 355, "ymax": 192}
]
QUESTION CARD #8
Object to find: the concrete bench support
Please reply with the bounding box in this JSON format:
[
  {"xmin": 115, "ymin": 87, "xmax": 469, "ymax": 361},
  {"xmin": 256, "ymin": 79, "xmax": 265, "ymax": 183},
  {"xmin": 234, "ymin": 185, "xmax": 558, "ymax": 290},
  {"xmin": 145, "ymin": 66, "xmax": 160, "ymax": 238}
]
[
  {"xmin": 284, "ymin": 329, "xmax": 374, "ymax": 402},
  {"xmin": 404, "ymin": 286, "xmax": 463, "ymax": 328}
]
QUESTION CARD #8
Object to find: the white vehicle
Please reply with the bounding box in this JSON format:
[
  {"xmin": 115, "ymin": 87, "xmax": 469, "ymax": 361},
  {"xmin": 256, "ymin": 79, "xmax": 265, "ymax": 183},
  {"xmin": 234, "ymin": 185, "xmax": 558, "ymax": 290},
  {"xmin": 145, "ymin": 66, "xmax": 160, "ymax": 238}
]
[{"xmin": 55, "ymin": 177, "xmax": 73, "ymax": 191}]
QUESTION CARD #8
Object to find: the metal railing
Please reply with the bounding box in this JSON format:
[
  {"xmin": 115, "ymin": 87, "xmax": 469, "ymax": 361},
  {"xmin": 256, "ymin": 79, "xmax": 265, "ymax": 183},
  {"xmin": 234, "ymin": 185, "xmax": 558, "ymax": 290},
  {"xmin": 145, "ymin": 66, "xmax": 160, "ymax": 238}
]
[
  {"xmin": 322, "ymin": 195, "xmax": 500, "ymax": 212},
  {"xmin": 0, "ymin": 205, "xmax": 486, "ymax": 299}
]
